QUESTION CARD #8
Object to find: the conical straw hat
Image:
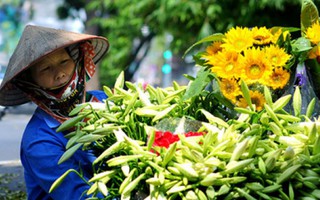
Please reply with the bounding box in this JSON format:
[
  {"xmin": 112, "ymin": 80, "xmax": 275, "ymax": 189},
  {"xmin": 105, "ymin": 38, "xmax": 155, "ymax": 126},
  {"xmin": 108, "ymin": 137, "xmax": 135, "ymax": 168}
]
[{"xmin": 0, "ymin": 25, "xmax": 109, "ymax": 106}]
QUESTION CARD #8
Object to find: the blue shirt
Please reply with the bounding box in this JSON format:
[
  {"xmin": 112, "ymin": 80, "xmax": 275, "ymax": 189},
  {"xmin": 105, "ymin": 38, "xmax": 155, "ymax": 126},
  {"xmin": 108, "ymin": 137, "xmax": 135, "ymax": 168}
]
[{"xmin": 20, "ymin": 91, "xmax": 106, "ymax": 200}]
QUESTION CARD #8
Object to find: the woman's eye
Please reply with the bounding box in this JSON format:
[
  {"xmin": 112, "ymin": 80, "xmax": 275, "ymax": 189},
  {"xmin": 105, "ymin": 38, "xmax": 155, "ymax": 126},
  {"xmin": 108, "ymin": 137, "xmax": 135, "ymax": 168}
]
[
  {"xmin": 40, "ymin": 66, "xmax": 50, "ymax": 72},
  {"xmin": 61, "ymin": 59, "xmax": 70, "ymax": 65}
]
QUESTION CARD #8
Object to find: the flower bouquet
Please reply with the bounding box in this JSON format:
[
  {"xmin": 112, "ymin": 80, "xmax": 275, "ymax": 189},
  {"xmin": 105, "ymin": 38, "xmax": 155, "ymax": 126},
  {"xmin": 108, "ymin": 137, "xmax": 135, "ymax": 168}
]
[
  {"xmin": 50, "ymin": 0, "xmax": 320, "ymax": 199},
  {"xmin": 51, "ymin": 72, "xmax": 320, "ymax": 200}
]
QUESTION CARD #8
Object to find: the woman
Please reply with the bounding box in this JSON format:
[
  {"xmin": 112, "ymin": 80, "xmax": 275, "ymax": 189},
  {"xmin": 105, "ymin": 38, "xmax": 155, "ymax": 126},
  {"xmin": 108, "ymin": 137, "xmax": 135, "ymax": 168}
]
[{"xmin": 0, "ymin": 25, "xmax": 109, "ymax": 199}]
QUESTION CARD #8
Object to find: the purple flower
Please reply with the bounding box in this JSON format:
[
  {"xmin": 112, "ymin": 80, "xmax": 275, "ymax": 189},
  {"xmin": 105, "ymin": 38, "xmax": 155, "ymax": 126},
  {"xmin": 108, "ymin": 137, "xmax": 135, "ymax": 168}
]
[{"xmin": 295, "ymin": 73, "xmax": 307, "ymax": 86}]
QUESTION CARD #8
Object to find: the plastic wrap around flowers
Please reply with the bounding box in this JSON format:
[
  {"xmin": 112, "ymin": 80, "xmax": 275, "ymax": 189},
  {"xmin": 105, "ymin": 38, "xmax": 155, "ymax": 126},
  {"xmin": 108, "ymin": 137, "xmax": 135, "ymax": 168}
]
[
  {"xmin": 199, "ymin": 26, "xmax": 294, "ymax": 111},
  {"xmin": 301, "ymin": 20, "xmax": 320, "ymax": 101}
]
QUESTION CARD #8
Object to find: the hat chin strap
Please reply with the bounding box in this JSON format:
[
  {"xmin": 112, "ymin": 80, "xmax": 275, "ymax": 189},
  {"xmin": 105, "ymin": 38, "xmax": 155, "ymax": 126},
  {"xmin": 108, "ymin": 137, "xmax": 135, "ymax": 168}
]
[
  {"xmin": 40, "ymin": 63, "xmax": 80, "ymax": 101},
  {"xmin": 45, "ymin": 73, "xmax": 74, "ymax": 91}
]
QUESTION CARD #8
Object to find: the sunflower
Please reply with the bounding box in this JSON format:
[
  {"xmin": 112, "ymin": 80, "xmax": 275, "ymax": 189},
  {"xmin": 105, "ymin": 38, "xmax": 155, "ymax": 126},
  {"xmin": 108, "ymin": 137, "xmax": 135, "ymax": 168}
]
[
  {"xmin": 208, "ymin": 50, "xmax": 243, "ymax": 79},
  {"xmin": 221, "ymin": 27, "xmax": 254, "ymax": 53},
  {"xmin": 241, "ymin": 47, "xmax": 273, "ymax": 84},
  {"xmin": 206, "ymin": 42, "xmax": 223, "ymax": 55},
  {"xmin": 197, "ymin": 25, "xmax": 295, "ymax": 111},
  {"xmin": 308, "ymin": 45, "xmax": 320, "ymax": 60},
  {"xmin": 249, "ymin": 90, "xmax": 266, "ymax": 111},
  {"xmin": 236, "ymin": 90, "xmax": 266, "ymax": 111},
  {"xmin": 236, "ymin": 97, "xmax": 249, "ymax": 109},
  {"xmin": 305, "ymin": 21, "xmax": 320, "ymax": 45},
  {"xmin": 270, "ymin": 28, "xmax": 290, "ymax": 44},
  {"xmin": 265, "ymin": 45, "xmax": 291, "ymax": 67},
  {"xmin": 251, "ymin": 26, "xmax": 273, "ymax": 45},
  {"xmin": 268, "ymin": 67, "xmax": 291, "ymax": 89},
  {"xmin": 201, "ymin": 41, "xmax": 223, "ymax": 61},
  {"xmin": 219, "ymin": 78, "xmax": 241, "ymax": 103}
]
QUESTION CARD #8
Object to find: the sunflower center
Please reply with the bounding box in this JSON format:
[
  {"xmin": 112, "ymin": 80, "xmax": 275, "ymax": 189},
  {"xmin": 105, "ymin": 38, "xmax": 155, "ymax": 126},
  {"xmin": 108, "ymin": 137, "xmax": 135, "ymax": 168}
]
[
  {"xmin": 225, "ymin": 83, "xmax": 234, "ymax": 92},
  {"xmin": 226, "ymin": 63, "xmax": 234, "ymax": 72},
  {"xmin": 249, "ymin": 64, "xmax": 262, "ymax": 76},
  {"xmin": 272, "ymin": 56, "xmax": 278, "ymax": 64},
  {"xmin": 236, "ymin": 40, "xmax": 245, "ymax": 48},
  {"xmin": 254, "ymin": 36, "xmax": 265, "ymax": 42},
  {"xmin": 272, "ymin": 74, "xmax": 281, "ymax": 82},
  {"xmin": 251, "ymin": 97, "xmax": 261, "ymax": 106}
]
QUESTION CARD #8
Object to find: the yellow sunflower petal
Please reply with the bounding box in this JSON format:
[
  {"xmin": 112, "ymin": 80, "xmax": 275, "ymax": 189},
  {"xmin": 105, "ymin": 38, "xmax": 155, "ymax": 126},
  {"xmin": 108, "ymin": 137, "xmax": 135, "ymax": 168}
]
[
  {"xmin": 221, "ymin": 27, "xmax": 254, "ymax": 53},
  {"xmin": 308, "ymin": 45, "xmax": 320, "ymax": 59},
  {"xmin": 208, "ymin": 50, "xmax": 243, "ymax": 79},
  {"xmin": 270, "ymin": 28, "xmax": 290, "ymax": 44},
  {"xmin": 305, "ymin": 21, "xmax": 320, "ymax": 45},
  {"xmin": 241, "ymin": 47, "xmax": 273, "ymax": 84},
  {"xmin": 236, "ymin": 97, "xmax": 249, "ymax": 109},
  {"xmin": 268, "ymin": 67, "xmax": 291, "ymax": 89},
  {"xmin": 201, "ymin": 42, "xmax": 223, "ymax": 61},
  {"xmin": 251, "ymin": 26, "xmax": 273, "ymax": 45},
  {"xmin": 265, "ymin": 45, "xmax": 291, "ymax": 67},
  {"xmin": 236, "ymin": 90, "xmax": 266, "ymax": 111},
  {"xmin": 219, "ymin": 78, "xmax": 241, "ymax": 103}
]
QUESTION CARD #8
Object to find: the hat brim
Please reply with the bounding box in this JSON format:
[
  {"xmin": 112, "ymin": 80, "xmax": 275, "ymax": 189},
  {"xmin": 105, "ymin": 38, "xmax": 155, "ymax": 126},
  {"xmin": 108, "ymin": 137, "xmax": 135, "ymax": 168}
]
[{"xmin": 0, "ymin": 25, "xmax": 109, "ymax": 106}]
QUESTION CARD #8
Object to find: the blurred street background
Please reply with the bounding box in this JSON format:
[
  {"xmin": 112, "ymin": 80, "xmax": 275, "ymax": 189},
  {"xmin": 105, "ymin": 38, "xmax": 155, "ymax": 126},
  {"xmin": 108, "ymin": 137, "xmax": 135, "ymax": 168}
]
[
  {"xmin": 0, "ymin": 103, "xmax": 35, "ymax": 161},
  {"xmin": 0, "ymin": 103, "xmax": 35, "ymax": 198}
]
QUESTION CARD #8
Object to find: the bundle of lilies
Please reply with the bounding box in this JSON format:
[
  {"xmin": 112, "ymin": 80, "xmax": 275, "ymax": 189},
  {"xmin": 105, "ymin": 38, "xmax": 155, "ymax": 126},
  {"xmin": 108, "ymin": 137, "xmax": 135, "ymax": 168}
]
[
  {"xmin": 50, "ymin": 0, "xmax": 320, "ymax": 199},
  {"xmin": 50, "ymin": 72, "xmax": 320, "ymax": 200}
]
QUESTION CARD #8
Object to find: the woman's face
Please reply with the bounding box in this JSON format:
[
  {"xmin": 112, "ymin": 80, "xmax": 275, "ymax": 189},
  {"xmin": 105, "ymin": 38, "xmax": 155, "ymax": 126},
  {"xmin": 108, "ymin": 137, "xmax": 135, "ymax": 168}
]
[{"xmin": 30, "ymin": 49, "xmax": 76, "ymax": 90}]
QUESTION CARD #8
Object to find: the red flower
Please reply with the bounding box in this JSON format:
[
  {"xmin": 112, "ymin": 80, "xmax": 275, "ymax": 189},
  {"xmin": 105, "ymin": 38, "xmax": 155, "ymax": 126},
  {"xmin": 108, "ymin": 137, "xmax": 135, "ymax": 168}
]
[{"xmin": 152, "ymin": 130, "xmax": 205, "ymax": 149}]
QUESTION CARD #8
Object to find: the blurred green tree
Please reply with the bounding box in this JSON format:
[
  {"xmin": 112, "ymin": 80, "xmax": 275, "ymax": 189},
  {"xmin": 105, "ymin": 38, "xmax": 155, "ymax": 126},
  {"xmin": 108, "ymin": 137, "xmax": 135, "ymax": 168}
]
[
  {"xmin": 57, "ymin": 0, "xmax": 318, "ymax": 87},
  {"xmin": 0, "ymin": 0, "xmax": 29, "ymax": 57}
]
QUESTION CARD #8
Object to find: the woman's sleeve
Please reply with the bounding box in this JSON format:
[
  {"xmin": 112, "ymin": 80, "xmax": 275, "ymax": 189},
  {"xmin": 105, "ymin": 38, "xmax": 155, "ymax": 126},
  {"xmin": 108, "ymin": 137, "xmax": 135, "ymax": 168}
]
[{"xmin": 23, "ymin": 130, "xmax": 101, "ymax": 200}]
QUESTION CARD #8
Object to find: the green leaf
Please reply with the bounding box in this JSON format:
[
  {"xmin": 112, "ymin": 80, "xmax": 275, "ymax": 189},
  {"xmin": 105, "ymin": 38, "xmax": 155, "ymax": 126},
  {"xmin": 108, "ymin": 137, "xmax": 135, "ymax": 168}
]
[
  {"xmin": 183, "ymin": 68, "xmax": 211, "ymax": 101},
  {"xmin": 49, "ymin": 169, "xmax": 81, "ymax": 193},
  {"xmin": 94, "ymin": 141, "xmax": 124, "ymax": 165},
  {"xmin": 293, "ymin": 86, "xmax": 302, "ymax": 116},
  {"xmin": 291, "ymin": 37, "xmax": 312, "ymax": 53},
  {"xmin": 98, "ymin": 181, "xmax": 109, "ymax": 196},
  {"xmin": 273, "ymin": 94, "xmax": 292, "ymax": 112},
  {"xmin": 56, "ymin": 115, "xmax": 86, "ymax": 132},
  {"xmin": 122, "ymin": 173, "xmax": 146, "ymax": 196},
  {"xmin": 200, "ymin": 109, "xmax": 229, "ymax": 128},
  {"xmin": 306, "ymin": 98, "xmax": 316, "ymax": 118},
  {"xmin": 301, "ymin": 0, "xmax": 319, "ymax": 35},
  {"xmin": 152, "ymin": 104, "xmax": 177, "ymax": 123},
  {"xmin": 276, "ymin": 164, "xmax": 302, "ymax": 184},
  {"xmin": 103, "ymin": 86, "xmax": 114, "ymax": 97},
  {"xmin": 89, "ymin": 170, "xmax": 116, "ymax": 182},
  {"xmin": 66, "ymin": 131, "xmax": 85, "ymax": 149},
  {"xmin": 68, "ymin": 103, "xmax": 89, "ymax": 116},
  {"xmin": 183, "ymin": 33, "xmax": 224, "ymax": 57},
  {"xmin": 240, "ymin": 80, "xmax": 253, "ymax": 110},
  {"xmin": 114, "ymin": 71, "xmax": 125, "ymax": 89},
  {"xmin": 147, "ymin": 129, "xmax": 156, "ymax": 151},
  {"xmin": 76, "ymin": 134, "xmax": 104, "ymax": 143},
  {"xmin": 58, "ymin": 143, "xmax": 82, "ymax": 164},
  {"xmin": 162, "ymin": 142, "xmax": 177, "ymax": 167},
  {"xmin": 263, "ymin": 86, "xmax": 273, "ymax": 107}
]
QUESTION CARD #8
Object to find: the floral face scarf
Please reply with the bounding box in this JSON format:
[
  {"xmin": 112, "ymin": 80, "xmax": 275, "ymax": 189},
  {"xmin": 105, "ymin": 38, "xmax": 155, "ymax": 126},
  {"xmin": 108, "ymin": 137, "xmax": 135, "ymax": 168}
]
[{"xmin": 15, "ymin": 42, "xmax": 97, "ymax": 123}]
